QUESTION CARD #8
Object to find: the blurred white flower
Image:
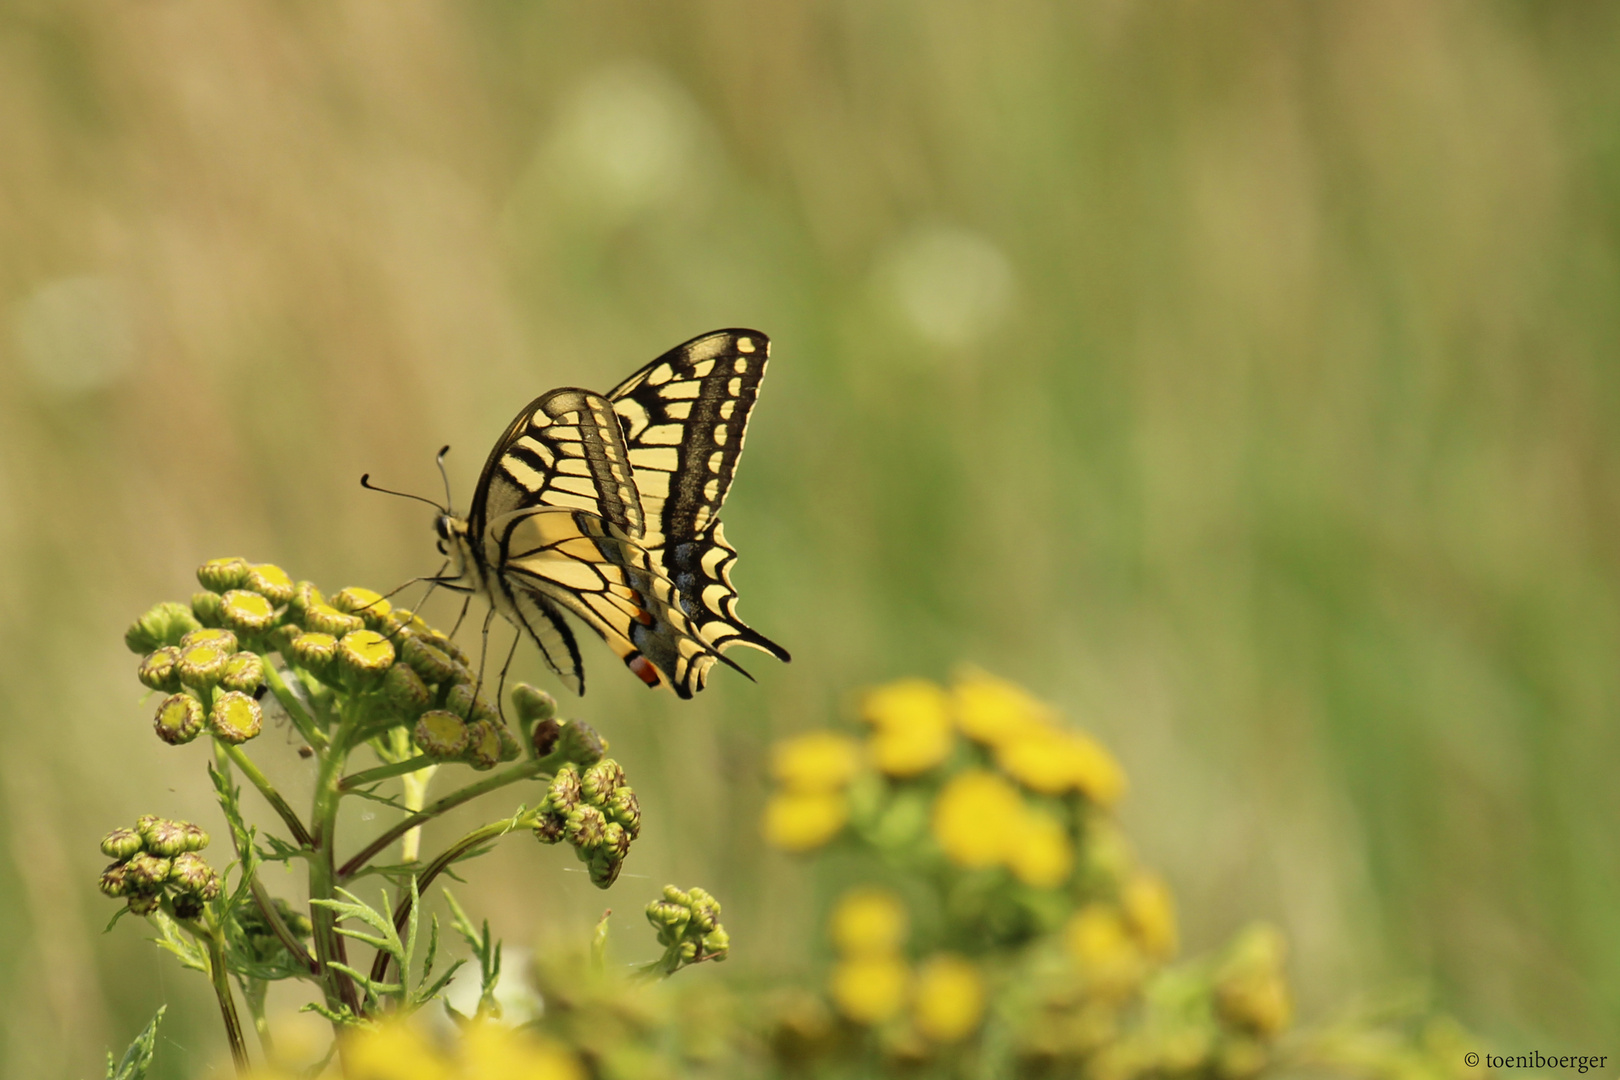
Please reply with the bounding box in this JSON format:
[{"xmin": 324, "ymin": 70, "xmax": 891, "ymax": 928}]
[
  {"xmin": 10, "ymin": 275, "xmax": 135, "ymax": 395},
  {"xmin": 877, "ymin": 227, "xmax": 1015, "ymax": 348}
]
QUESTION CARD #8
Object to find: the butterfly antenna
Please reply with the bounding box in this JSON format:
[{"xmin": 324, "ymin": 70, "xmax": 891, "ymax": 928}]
[
  {"xmin": 359, "ymin": 474, "xmax": 447, "ymax": 513},
  {"xmin": 435, "ymin": 445, "xmax": 455, "ymax": 512}
]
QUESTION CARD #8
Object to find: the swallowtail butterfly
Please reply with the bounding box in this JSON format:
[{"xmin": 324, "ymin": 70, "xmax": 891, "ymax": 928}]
[{"xmin": 431, "ymin": 329, "xmax": 789, "ymax": 698}]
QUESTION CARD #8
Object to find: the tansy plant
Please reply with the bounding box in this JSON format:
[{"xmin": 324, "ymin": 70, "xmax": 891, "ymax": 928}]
[
  {"xmin": 754, "ymin": 670, "xmax": 1476, "ymax": 1080},
  {"xmin": 103, "ymin": 558, "xmax": 728, "ymax": 1077}
]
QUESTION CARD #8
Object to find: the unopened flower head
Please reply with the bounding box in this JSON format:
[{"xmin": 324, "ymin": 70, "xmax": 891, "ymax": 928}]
[
  {"xmin": 383, "ymin": 662, "xmax": 432, "ymax": 716},
  {"xmin": 547, "ymin": 766, "xmax": 583, "ymax": 814},
  {"xmin": 304, "ymin": 602, "xmax": 365, "ymax": 637},
  {"xmin": 190, "ymin": 590, "xmax": 226, "ymax": 628},
  {"xmin": 554, "ymin": 719, "xmax": 607, "ymax": 765},
  {"xmin": 607, "ymin": 787, "xmax": 641, "ymax": 838},
  {"xmin": 197, "ymin": 557, "xmax": 251, "ymax": 593},
  {"xmin": 464, "ymin": 720, "xmax": 503, "ymax": 770},
  {"xmin": 414, "ymin": 710, "xmax": 470, "ymax": 760},
  {"xmin": 445, "ymin": 682, "xmax": 498, "ymax": 724},
  {"xmin": 332, "ymin": 586, "xmax": 392, "ymax": 628},
  {"xmin": 125, "ymin": 601, "xmax": 203, "ymax": 654},
  {"xmin": 565, "ymin": 804, "xmax": 609, "ymax": 851},
  {"xmin": 511, "ymin": 683, "xmax": 558, "ymax": 724},
  {"xmin": 169, "ymin": 852, "xmax": 220, "ymax": 899},
  {"xmin": 402, "ymin": 637, "xmax": 460, "ymax": 685},
  {"xmin": 143, "ymin": 818, "xmax": 191, "ymax": 857},
  {"xmin": 153, "ymin": 693, "xmax": 206, "ymax": 745},
  {"xmin": 220, "ymin": 651, "xmax": 265, "ymax": 694},
  {"xmin": 289, "ymin": 631, "xmax": 339, "ymax": 672},
  {"xmin": 138, "ymin": 647, "xmax": 183, "ymax": 693},
  {"xmin": 100, "ymin": 828, "xmax": 143, "ymax": 861},
  {"xmin": 209, "ymin": 691, "xmax": 264, "ymax": 744},
  {"xmin": 243, "ymin": 562, "xmax": 296, "ymax": 604},
  {"xmin": 175, "ymin": 642, "xmax": 229, "ymax": 690},
  {"xmin": 580, "ymin": 759, "xmax": 626, "ymax": 804}
]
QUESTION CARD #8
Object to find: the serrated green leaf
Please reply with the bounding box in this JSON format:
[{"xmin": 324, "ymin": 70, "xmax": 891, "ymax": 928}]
[{"xmin": 104, "ymin": 1006, "xmax": 164, "ymax": 1080}]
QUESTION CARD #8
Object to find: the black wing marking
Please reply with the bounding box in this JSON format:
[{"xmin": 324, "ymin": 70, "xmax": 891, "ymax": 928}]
[
  {"xmin": 499, "ymin": 584, "xmax": 587, "ymax": 696},
  {"xmin": 487, "ymin": 506, "xmax": 742, "ymax": 699},
  {"xmin": 469, "ymin": 387, "xmax": 643, "ymax": 541},
  {"xmin": 607, "ymin": 328, "xmax": 788, "ymax": 662}
]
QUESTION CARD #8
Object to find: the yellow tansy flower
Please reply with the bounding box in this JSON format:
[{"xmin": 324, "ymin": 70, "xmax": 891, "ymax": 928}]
[
  {"xmin": 1006, "ymin": 808, "xmax": 1074, "ymax": 887},
  {"xmin": 951, "ymin": 668, "xmax": 1054, "ymax": 747},
  {"xmin": 932, "ymin": 770, "xmax": 1024, "ymax": 868},
  {"xmin": 997, "ymin": 729, "xmax": 1127, "ymax": 807},
  {"xmin": 1121, "ymin": 873, "xmax": 1178, "ymax": 959},
  {"xmin": 460, "ymin": 1022, "xmax": 585, "ymax": 1080},
  {"xmin": 342, "ymin": 1022, "xmax": 450, "ymax": 1080},
  {"xmin": 829, "ymin": 954, "xmax": 911, "ymax": 1025},
  {"xmin": 1065, "ymin": 904, "xmax": 1144, "ymax": 1000},
  {"xmin": 862, "ymin": 678, "xmax": 954, "ymax": 776},
  {"xmin": 830, "ymin": 887, "xmax": 909, "ymax": 956},
  {"xmin": 762, "ymin": 790, "xmax": 849, "ymax": 852},
  {"xmin": 771, "ymin": 731, "xmax": 864, "ymax": 792},
  {"xmin": 912, "ymin": 954, "xmax": 986, "ymax": 1042}
]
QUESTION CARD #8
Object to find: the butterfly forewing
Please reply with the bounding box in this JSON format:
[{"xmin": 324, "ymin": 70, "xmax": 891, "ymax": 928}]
[
  {"xmin": 608, "ymin": 328, "xmax": 789, "ymax": 663},
  {"xmin": 471, "ymin": 388, "xmax": 644, "ymax": 540}
]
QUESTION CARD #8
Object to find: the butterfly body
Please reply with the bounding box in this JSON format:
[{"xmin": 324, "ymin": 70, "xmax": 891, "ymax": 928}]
[{"xmin": 432, "ymin": 329, "xmax": 788, "ymax": 698}]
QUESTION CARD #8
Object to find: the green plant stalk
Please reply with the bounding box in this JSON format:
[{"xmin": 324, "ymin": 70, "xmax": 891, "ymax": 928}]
[
  {"xmin": 337, "ymin": 758, "xmax": 552, "ymax": 880},
  {"xmin": 399, "ymin": 763, "xmax": 436, "ymax": 863},
  {"xmin": 340, "ymin": 754, "xmax": 434, "ymax": 791},
  {"xmin": 218, "ymin": 741, "xmax": 315, "ymax": 849},
  {"xmin": 241, "ymin": 976, "xmax": 274, "ymax": 1059},
  {"xmin": 369, "ymin": 810, "xmax": 540, "ymax": 985},
  {"xmin": 262, "ymin": 661, "xmax": 326, "ymax": 749},
  {"xmin": 204, "ymin": 923, "xmax": 251, "ymax": 1075},
  {"xmin": 308, "ymin": 714, "xmax": 363, "ymax": 1018},
  {"xmin": 250, "ymin": 879, "xmax": 319, "ymax": 976}
]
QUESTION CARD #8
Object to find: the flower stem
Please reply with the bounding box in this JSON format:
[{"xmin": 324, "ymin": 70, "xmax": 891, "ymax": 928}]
[
  {"xmin": 204, "ymin": 925, "xmax": 251, "ymax": 1075},
  {"xmin": 263, "ymin": 661, "xmax": 326, "ymax": 749},
  {"xmin": 368, "ymin": 810, "xmax": 540, "ymax": 985},
  {"xmin": 337, "ymin": 758, "xmax": 551, "ymax": 880},
  {"xmin": 218, "ymin": 741, "xmax": 314, "ymax": 849},
  {"xmin": 340, "ymin": 754, "xmax": 435, "ymax": 791},
  {"xmin": 308, "ymin": 720, "xmax": 363, "ymax": 1019}
]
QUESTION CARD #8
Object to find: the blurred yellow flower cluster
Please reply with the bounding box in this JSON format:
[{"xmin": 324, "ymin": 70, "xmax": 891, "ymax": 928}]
[
  {"xmin": 932, "ymin": 769, "xmax": 1074, "ymax": 886},
  {"xmin": 762, "ymin": 730, "xmax": 863, "ymax": 851},
  {"xmin": 251, "ymin": 1021, "xmax": 582, "ymax": 1080},
  {"xmin": 825, "ymin": 888, "xmax": 987, "ymax": 1045}
]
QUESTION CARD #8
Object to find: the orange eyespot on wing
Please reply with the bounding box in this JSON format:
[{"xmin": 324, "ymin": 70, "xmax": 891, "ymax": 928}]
[{"xmin": 627, "ymin": 653, "xmax": 661, "ymax": 687}]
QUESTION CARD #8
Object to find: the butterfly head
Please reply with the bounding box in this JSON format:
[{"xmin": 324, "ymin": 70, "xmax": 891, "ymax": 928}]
[{"xmin": 433, "ymin": 512, "xmax": 475, "ymax": 577}]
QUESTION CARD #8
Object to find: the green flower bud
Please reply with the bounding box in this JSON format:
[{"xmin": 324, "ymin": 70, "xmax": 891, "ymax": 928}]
[
  {"xmin": 175, "ymin": 644, "xmax": 227, "ymax": 691},
  {"xmin": 181, "ymin": 822, "xmax": 209, "ymax": 851},
  {"xmin": 332, "ymin": 587, "xmax": 392, "ymax": 628},
  {"xmin": 607, "ymin": 788, "xmax": 641, "ymax": 839},
  {"xmin": 601, "ymin": 821, "xmax": 630, "ymax": 859},
  {"xmin": 169, "ymin": 852, "xmax": 217, "ymax": 896},
  {"xmin": 497, "ymin": 724, "xmax": 522, "ymax": 763},
  {"xmin": 581, "ymin": 759, "xmax": 627, "ymax": 805},
  {"xmin": 135, "ymin": 814, "xmax": 161, "ymax": 840},
  {"xmin": 687, "ymin": 887, "xmax": 722, "ymax": 932},
  {"xmin": 210, "ymin": 691, "xmax": 263, "ymax": 744},
  {"xmin": 127, "ymin": 891, "xmax": 162, "ymax": 916},
  {"xmin": 422, "ymin": 629, "xmax": 471, "ymax": 667},
  {"xmin": 701, "ymin": 927, "xmax": 730, "ymax": 960},
  {"xmin": 125, "ymin": 602, "xmax": 202, "ymax": 654},
  {"xmin": 565, "ymin": 804, "xmax": 609, "ymax": 851},
  {"xmin": 144, "ymin": 819, "xmax": 191, "ymax": 857},
  {"xmin": 171, "ymin": 893, "xmax": 206, "ymax": 920},
  {"xmin": 267, "ymin": 623, "xmax": 303, "ymax": 656},
  {"xmin": 220, "ymin": 590, "xmax": 277, "ymax": 636},
  {"xmin": 337, "ymin": 630, "xmax": 395, "ymax": 686},
  {"xmin": 99, "ymin": 861, "xmax": 132, "ymax": 897},
  {"xmin": 548, "ymin": 766, "xmax": 583, "ymax": 814},
  {"xmin": 534, "ymin": 813, "xmax": 567, "ymax": 845},
  {"xmin": 305, "ymin": 603, "xmax": 363, "ymax": 637},
  {"xmin": 221, "ymin": 652, "xmax": 265, "ymax": 694},
  {"xmin": 383, "ymin": 663, "xmax": 431, "ymax": 716},
  {"xmin": 530, "ymin": 718, "xmax": 562, "ymax": 759},
  {"xmin": 101, "ymin": 828, "xmax": 143, "ymax": 860},
  {"xmin": 244, "ymin": 563, "xmax": 295, "ymax": 604},
  {"xmin": 556, "ymin": 719, "xmax": 607, "ymax": 766},
  {"xmin": 197, "ymin": 557, "xmax": 251, "ymax": 592},
  {"xmin": 154, "ymin": 693, "xmax": 206, "ymax": 745},
  {"xmin": 401, "ymin": 637, "xmax": 459, "ymax": 685},
  {"xmin": 413, "ymin": 710, "xmax": 469, "ymax": 759},
  {"xmin": 445, "ymin": 682, "xmax": 497, "ymax": 723},
  {"xmin": 511, "ymin": 683, "xmax": 557, "ymax": 724},
  {"xmin": 191, "ymin": 591, "xmax": 226, "ymax": 628},
  {"xmin": 289, "ymin": 581, "xmax": 324, "ymax": 617},
  {"xmin": 126, "ymin": 852, "xmax": 171, "ymax": 889},
  {"xmin": 646, "ymin": 898, "xmax": 691, "ymax": 939},
  {"xmin": 138, "ymin": 647, "xmax": 183, "ymax": 693},
  {"xmin": 278, "ymin": 900, "xmax": 314, "ymax": 939},
  {"xmin": 587, "ymin": 849, "xmax": 624, "ymax": 889},
  {"xmin": 464, "ymin": 720, "xmax": 502, "ymax": 770},
  {"xmin": 289, "ymin": 632, "xmax": 339, "ymax": 671}
]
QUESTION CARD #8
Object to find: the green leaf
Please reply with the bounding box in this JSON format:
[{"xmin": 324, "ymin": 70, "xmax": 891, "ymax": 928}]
[
  {"xmin": 103, "ymin": 1006, "xmax": 164, "ymax": 1080},
  {"xmin": 444, "ymin": 889, "xmax": 501, "ymax": 1017},
  {"xmin": 149, "ymin": 911, "xmax": 208, "ymax": 973}
]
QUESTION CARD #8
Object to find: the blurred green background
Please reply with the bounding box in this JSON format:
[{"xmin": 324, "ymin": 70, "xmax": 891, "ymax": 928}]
[{"xmin": 3, "ymin": 1, "xmax": 1618, "ymax": 1075}]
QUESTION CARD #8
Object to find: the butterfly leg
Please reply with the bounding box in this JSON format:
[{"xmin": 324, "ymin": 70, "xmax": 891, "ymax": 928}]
[
  {"xmin": 449, "ymin": 595, "xmax": 472, "ymax": 639},
  {"xmin": 494, "ymin": 629, "xmax": 520, "ymax": 725},
  {"xmin": 472, "ymin": 605, "xmax": 497, "ymax": 704}
]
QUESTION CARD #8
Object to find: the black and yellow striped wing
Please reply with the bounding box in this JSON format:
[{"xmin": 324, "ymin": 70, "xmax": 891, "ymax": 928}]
[
  {"xmin": 607, "ymin": 329, "xmax": 790, "ymax": 675},
  {"xmin": 484, "ymin": 507, "xmax": 735, "ymax": 698}
]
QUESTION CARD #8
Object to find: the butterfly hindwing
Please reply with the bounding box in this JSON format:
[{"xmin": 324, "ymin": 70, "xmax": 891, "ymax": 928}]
[
  {"xmin": 486, "ymin": 506, "xmax": 734, "ymax": 699},
  {"xmin": 608, "ymin": 328, "xmax": 789, "ymax": 665}
]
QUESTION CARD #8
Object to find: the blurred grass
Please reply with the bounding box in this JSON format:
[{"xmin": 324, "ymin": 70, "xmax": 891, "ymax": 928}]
[{"xmin": 2, "ymin": 1, "xmax": 1619, "ymax": 1075}]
